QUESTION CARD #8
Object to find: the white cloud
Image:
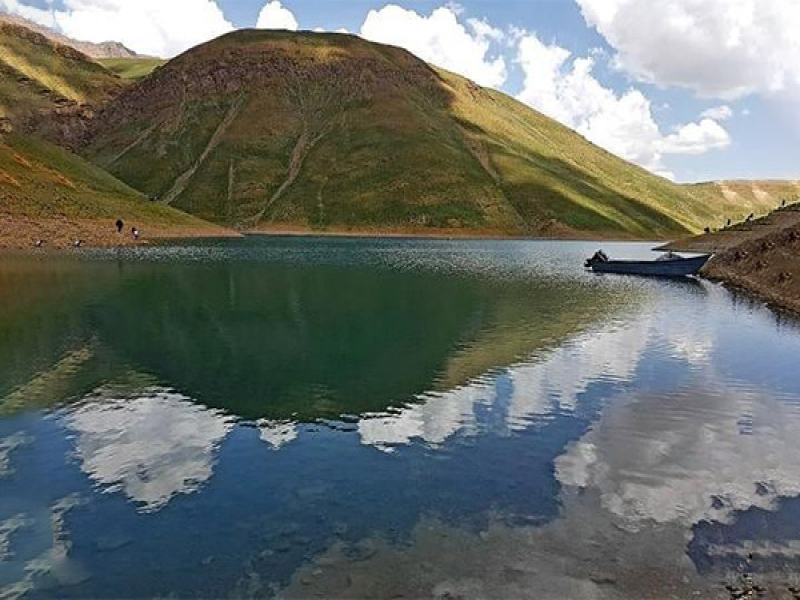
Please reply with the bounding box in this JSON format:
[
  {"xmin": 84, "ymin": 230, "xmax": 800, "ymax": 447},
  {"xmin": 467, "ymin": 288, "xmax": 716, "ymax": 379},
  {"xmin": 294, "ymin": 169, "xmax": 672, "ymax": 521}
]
[
  {"xmin": 576, "ymin": 0, "xmax": 800, "ymax": 100},
  {"xmin": 256, "ymin": 0, "xmax": 298, "ymax": 31},
  {"xmin": 360, "ymin": 4, "xmax": 507, "ymax": 88},
  {"xmin": 700, "ymin": 104, "xmax": 733, "ymax": 121},
  {"xmin": 660, "ymin": 118, "xmax": 731, "ymax": 155},
  {"xmin": 516, "ymin": 32, "xmax": 731, "ymax": 179},
  {"xmin": 0, "ymin": 0, "xmax": 233, "ymax": 57}
]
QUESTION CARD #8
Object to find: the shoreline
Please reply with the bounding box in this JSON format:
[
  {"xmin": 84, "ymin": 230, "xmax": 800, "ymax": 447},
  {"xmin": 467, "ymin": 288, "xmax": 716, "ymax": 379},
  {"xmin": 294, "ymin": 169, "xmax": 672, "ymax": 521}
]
[
  {"xmin": 665, "ymin": 207, "xmax": 800, "ymax": 315},
  {"xmin": 0, "ymin": 215, "xmax": 242, "ymax": 250},
  {"xmin": 244, "ymin": 223, "xmax": 662, "ymax": 243},
  {"xmin": 0, "ymin": 219, "xmax": 674, "ymax": 250}
]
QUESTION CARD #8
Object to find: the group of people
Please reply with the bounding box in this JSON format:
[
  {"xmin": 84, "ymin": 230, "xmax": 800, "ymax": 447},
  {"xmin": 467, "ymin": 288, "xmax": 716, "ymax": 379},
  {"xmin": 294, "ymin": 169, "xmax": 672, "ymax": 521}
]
[
  {"xmin": 34, "ymin": 219, "xmax": 141, "ymax": 248},
  {"xmin": 116, "ymin": 219, "xmax": 139, "ymax": 240}
]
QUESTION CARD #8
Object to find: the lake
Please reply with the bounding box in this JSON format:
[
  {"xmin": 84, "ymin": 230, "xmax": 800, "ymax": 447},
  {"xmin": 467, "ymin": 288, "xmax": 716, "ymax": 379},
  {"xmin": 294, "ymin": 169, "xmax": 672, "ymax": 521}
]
[{"xmin": 2, "ymin": 237, "xmax": 800, "ymax": 599}]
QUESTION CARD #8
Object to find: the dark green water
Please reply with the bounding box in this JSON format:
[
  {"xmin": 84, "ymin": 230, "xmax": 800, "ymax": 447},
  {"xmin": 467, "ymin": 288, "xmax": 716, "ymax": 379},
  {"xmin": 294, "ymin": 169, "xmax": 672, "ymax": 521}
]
[{"xmin": 1, "ymin": 237, "xmax": 800, "ymax": 598}]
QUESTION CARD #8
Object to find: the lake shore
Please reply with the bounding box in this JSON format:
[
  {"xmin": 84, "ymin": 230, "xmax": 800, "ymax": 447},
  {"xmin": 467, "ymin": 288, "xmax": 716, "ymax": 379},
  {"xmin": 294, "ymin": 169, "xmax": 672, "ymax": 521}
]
[
  {"xmin": 0, "ymin": 215, "xmax": 241, "ymax": 249},
  {"xmin": 0, "ymin": 218, "xmax": 667, "ymax": 250},
  {"xmin": 663, "ymin": 206, "xmax": 800, "ymax": 314},
  {"xmin": 245, "ymin": 223, "xmax": 652, "ymax": 242}
]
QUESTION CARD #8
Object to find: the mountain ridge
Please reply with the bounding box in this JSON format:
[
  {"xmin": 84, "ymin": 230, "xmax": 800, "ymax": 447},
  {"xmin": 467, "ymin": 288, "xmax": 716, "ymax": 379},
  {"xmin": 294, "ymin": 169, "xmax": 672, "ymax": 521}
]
[
  {"xmin": 0, "ymin": 12, "xmax": 139, "ymax": 59},
  {"xmin": 72, "ymin": 29, "xmax": 796, "ymax": 237},
  {"xmin": 1, "ymin": 22, "xmax": 797, "ymax": 243}
]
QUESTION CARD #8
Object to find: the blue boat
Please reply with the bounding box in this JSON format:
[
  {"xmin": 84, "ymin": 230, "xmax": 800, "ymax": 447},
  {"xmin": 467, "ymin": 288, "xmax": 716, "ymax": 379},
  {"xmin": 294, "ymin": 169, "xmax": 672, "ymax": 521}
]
[{"xmin": 584, "ymin": 250, "xmax": 712, "ymax": 277}]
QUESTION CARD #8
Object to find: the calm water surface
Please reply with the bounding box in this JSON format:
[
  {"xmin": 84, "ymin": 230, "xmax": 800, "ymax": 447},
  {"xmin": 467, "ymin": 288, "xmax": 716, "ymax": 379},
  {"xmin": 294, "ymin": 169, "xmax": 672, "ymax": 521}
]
[{"xmin": 2, "ymin": 237, "xmax": 800, "ymax": 599}]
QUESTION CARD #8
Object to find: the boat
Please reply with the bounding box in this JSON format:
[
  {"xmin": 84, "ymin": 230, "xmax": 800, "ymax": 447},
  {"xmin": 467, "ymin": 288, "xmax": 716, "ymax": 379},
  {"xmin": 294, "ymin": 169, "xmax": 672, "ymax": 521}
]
[{"xmin": 584, "ymin": 250, "xmax": 712, "ymax": 277}]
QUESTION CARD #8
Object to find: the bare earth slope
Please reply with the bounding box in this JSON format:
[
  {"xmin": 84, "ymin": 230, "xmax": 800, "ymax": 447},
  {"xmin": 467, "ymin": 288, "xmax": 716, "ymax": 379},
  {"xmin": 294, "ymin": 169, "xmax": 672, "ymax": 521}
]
[
  {"xmin": 76, "ymin": 29, "xmax": 791, "ymax": 238},
  {"xmin": 666, "ymin": 201, "xmax": 800, "ymax": 313}
]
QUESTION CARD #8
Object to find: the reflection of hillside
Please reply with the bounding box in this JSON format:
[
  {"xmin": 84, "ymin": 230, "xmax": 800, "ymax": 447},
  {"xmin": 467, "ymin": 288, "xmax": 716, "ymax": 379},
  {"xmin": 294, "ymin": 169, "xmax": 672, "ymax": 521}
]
[
  {"xmin": 89, "ymin": 262, "xmax": 632, "ymax": 421},
  {"xmin": 360, "ymin": 317, "xmax": 651, "ymax": 451},
  {"xmin": 437, "ymin": 288, "xmax": 633, "ymax": 391},
  {"xmin": 0, "ymin": 258, "xmax": 135, "ymax": 413}
]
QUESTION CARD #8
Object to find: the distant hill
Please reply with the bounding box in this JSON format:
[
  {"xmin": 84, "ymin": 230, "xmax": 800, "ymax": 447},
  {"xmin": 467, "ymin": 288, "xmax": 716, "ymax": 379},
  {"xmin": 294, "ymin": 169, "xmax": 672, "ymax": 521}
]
[
  {"xmin": 97, "ymin": 57, "xmax": 165, "ymax": 81},
  {"xmin": 0, "ymin": 13, "xmax": 138, "ymax": 59},
  {"xmin": 72, "ymin": 30, "xmax": 792, "ymax": 237}
]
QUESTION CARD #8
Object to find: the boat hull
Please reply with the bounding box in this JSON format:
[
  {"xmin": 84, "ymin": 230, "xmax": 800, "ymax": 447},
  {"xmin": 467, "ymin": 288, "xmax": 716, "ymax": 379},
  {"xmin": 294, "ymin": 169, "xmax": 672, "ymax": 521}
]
[{"xmin": 588, "ymin": 254, "xmax": 711, "ymax": 277}]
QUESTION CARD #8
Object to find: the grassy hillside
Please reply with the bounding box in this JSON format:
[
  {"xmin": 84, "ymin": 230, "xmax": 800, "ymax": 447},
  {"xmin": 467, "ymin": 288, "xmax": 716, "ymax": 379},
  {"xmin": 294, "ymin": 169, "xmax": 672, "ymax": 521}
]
[
  {"xmin": 97, "ymin": 57, "xmax": 165, "ymax": 81},
  {"xmin": 75, "ymin": 30, "xmax": 790, "ymax": 238},
  {"xmin": 0, "ymin": 132, "xmax": 232, "ymax": 247},
  {"xmin": 0, "ymin": 21, "xmax": 121, "ymax": 126}
]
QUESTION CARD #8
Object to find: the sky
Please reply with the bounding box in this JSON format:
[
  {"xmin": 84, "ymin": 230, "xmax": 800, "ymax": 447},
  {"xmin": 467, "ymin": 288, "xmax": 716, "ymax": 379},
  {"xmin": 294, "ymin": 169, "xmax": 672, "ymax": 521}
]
[{"xmin": 2, "ymin": 0, "xmax": 799, "ymax": 183}]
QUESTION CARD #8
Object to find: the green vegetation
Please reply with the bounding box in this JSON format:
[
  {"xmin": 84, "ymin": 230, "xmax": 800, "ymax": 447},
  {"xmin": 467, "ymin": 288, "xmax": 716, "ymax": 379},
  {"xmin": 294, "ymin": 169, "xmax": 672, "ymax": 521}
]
[
  {"xmin": 79, "ymin": 30, "xmax": 793, "ymax": 238},
  {"xmin": 0, "ymin": 21, "xmax": 121, "ymax": 122},
  {"xmin": 0, "ymin": 21, "xmax": 794, "ymax": 240},
  {"xmin": 97, "ymin": 57, "xmax": 165, "ymax": 81},
  {"xmin": 0, "ymin": 132, "xmax": 226, "ymax": 239}
]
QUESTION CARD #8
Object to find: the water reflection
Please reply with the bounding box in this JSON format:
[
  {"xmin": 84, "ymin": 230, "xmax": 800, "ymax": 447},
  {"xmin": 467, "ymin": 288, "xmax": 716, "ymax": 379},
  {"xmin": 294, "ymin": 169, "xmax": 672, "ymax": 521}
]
[
  {"xmin": 1, "ymin": 238, "xmax": 800, "ymax": 598},
  {"xmin": 67, "ymin": 389, "xmax": 234, "ymax": 512}
]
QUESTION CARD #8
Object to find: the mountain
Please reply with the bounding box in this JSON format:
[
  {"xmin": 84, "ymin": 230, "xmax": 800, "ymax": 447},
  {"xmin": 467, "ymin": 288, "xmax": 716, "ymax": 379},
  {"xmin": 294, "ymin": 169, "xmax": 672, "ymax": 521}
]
[
  {"xmin": 73, "ymin": 29, "xmax": 792, "ymax": 237},
  {"xmin": 0, "ymin": 13, "xmax": 138, "ymax": 59},
  {"xmin": 0, "ymin": 18, "xmax": 122, "ymax": 138},
  {"xmin": 0, "ymin": 18, "xmax": 232, "ymax": 247}
]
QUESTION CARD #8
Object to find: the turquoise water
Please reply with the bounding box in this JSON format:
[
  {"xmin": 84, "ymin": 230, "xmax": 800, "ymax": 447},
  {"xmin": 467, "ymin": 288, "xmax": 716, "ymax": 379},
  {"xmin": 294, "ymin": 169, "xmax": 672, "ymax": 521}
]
[{"xmin": 1, "ymin": 237, "xmax": 800, "ymax": 598}]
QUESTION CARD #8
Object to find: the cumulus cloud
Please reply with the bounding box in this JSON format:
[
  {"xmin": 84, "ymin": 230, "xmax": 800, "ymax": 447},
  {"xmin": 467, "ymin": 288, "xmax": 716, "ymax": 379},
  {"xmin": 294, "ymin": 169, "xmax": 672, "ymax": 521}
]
[
  {"xmin": 575, "ymin": 0, "xmax": 800, "ymax": 100},
  {"xmin": 700, "ymin": 105, "xmax": 734, "ymax": 121},
  {"xmin": 360, "ymin": 4, "xmax": 507, "ymax": 88},
  {"xmin": 256, "ymin": 0, "xmax": 298, "ymax": 31},
  {"xmin": 0, "ymin": 0, "xmax": 233, "ymax": 57},
  {"xmin": 660, "ymin": 118, "xmax": 731, "ymax": 155},
  {"xmin": 516, "ymin": 32, "xmax": 731, "ymax": 178}
]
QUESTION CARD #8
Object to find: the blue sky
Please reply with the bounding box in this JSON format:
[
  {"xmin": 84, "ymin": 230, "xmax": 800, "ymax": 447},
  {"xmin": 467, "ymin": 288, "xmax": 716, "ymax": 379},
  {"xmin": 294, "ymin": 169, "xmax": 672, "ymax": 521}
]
[{"xmin": 4, "ymin": 0, "xmax": 799, "ymax": 184}]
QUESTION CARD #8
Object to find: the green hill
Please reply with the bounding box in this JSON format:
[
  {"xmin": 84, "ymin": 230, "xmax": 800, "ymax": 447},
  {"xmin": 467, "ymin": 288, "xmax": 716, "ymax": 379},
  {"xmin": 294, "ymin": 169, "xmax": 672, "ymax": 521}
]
[
  {"xmin": 74, "ymin": 29, "xmax": 790, "ymax": 238},
  {"xmin": 0, "ymin": 22, "xmax": 231, "ymax": 247},
  {"xmin": 96, "ymin": 57, "xmax": 165, "ymax": 82},
  {"xmin": 0, "ymin": 132, "xmax": 232, "ymax": 247}
]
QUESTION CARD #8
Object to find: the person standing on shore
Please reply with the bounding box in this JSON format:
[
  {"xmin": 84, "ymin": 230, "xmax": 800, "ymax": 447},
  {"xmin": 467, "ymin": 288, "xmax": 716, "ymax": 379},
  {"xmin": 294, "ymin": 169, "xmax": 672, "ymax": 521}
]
[
  {"xmin": 132, "ymin": 227, "xmax": 140, "ymax": 241},
  {"xmin": 116, "ymin": 219, "xmax": 124, "ymax": 234}
]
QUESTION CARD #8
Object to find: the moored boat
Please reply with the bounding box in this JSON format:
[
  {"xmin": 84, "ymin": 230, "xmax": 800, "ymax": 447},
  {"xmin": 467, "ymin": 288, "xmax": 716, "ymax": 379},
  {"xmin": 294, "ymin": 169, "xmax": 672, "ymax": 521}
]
[{"xmin": 584, "ymin": 250, "xmax": 712, "ymax": 277}]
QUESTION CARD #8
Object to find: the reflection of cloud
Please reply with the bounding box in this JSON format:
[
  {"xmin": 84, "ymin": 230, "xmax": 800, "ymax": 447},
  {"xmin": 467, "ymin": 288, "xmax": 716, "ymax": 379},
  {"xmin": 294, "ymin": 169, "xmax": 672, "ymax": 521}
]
[
  {"xmin": 359, "ymin": 322, "xmax": 650, "ymax": 450},
  {"xmin": 257, "ymin": 420, "xmax": 298, "ymax": 450},
  {"xmin": 1, "ymin": 495, "xmax": 86, "ymax": 599},
  {"xmin": 556, "ymin": 381, "xmax": 800, "ymax": 529},
  {"xmin": 0, "ymin": 513, "xmax": 31, "ymax": 562},
  {"xmin": 507, "ymin": 324, "xmax": 650, "ymax": 427},
  {"xmin": 359, "ymin": 384, "xmax": 489, "ymax": 451},
  {"xmin": 0, "ymin": 432, "xmax": 32, "ymax": 477},
  {"xmin": 66, "ymin": 390, "xmax": 233, "ymax": 511}
]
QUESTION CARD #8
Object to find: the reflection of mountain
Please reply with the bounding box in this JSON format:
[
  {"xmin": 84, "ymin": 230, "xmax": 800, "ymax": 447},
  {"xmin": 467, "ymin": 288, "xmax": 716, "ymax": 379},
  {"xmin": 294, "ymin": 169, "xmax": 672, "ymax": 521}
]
[
  {"xmin": 0, "ymin": 258, "xmax": 121, "ymax": 408},
  {"xmin": 85, "ymin": 260, "xmax": 632, "ymax": 421},
  {"xmin": 359, "ymin": 322, "xmax": 650, "ymax": 450},
  {"xmin": 66, "ymin": 389, "xmax": 233, "ymax": 511}
]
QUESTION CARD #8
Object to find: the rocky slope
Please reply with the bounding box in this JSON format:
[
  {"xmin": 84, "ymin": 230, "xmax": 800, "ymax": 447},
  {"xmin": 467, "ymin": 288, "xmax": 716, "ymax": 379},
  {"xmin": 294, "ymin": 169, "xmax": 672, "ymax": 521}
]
[
  {"xmin": 666, "ymin": 199, "xmax": 800, "ymax": 313},
  {"xmin": 74, "ymin": 29, "xmax": 790, "ymax": 238}
]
